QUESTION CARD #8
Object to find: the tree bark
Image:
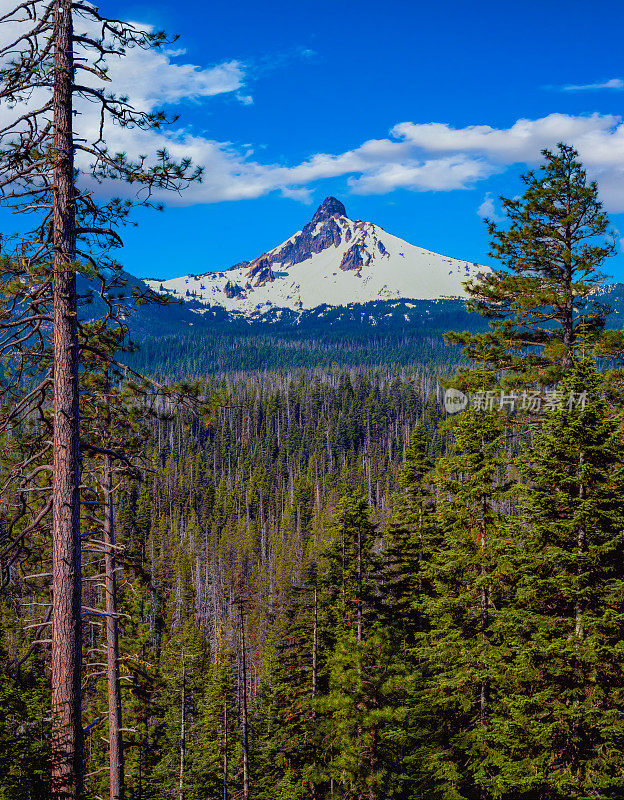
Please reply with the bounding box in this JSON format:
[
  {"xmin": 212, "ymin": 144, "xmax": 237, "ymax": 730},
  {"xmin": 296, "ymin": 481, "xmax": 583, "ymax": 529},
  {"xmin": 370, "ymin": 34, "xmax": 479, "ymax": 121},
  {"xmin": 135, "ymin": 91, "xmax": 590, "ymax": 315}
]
[
  {"xmin": 239, "ymin": 604, "xmax": 250, "ymax": 800},
  {"xmin": 51, "ymin": 1, "xmax": 83, "ymax": 798},
  {"xmin": 179, "ymin": 652, "xmax": 186, "ymax": 800},
  {"xmin": 104, "ymin": 453, "xmax": 125, "ymax": 800},
  {"xmin": 223, "ymin": 703, "xmax": 228, "ymax": 800}
]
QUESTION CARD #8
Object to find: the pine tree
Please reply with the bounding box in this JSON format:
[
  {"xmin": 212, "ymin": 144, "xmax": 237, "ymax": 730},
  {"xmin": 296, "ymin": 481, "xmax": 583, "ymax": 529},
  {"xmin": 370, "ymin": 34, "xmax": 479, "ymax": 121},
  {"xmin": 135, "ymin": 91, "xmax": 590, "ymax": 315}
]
[
  {"xmin": 187, "ymin": 657, "xmax": 238, "ymax": 800},
  {"xmin": 0, "ymin": 4, "xmax": 201, "ymax": 797},
  {"xmin": 415, "ymin": 408, "xmax": 513, "ymax": 800},
  {"xmin": 315, "ymin": 493, "xmax": 406, "ymax": 800},
  {"xmin": 448, "ymin": 144, "xmax": 615, "ymax": 388},
  {"xmin": 149, "ymin": 621, "xmax": 210, "ymax": 800},
  {"xmin": 253, "ymin": 596, "xmax": 318, "ymax": 800},
  {"xmin": 377, "ymin": 424, "xmax": 440, "ymax": 798},
  {"xmin": 0, "ymin": 616, "xmax": 50, "ymax": 800},
  {"xmin": 384, "ymin": 424, "xmax": 436, "ymax": 641}
]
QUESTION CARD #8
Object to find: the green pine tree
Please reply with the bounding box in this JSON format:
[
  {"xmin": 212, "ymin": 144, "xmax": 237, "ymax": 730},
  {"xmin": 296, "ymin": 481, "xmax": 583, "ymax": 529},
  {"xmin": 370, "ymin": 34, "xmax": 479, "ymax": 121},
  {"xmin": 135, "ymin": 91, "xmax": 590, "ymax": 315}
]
[
  {"xmin": 253, "ymin": 592, "xmax": 318, "ymax": 800},
  {"xmin": 493, "ymin": 356, "xmax": 624, "ymax": 798},
  {"xmin": 448, "ymin": 144, "xmax": 616, "ymax": 388},
  {"xmin": 316, "ymin": 493, "xmax": 405, "ymax": 800},
  {"xmin": 384, "ymin": 424, "xmax": 436, "ymax": 642},
  {"xmin": 415, "ymin": 408, "xmax": 513, "ymax": 800},
  {"xmin": 0, "ymin": 629, "xmax": 50, "ymax": 800}
]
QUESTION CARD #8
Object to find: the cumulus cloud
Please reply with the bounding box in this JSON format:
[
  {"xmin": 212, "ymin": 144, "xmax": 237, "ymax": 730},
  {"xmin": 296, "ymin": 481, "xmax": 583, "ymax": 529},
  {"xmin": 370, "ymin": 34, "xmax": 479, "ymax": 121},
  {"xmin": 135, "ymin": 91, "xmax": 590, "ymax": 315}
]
[
  {"xmin": 103, "ymin": 52, "xmax": 247, "ymax": 107},
  {"xmin": 348, "ymin": 156, "xmax": 496, "ymax": 194},
  {"xmin": 5, "ymin": 14, "xmax": 624, "ymax": 213},
  {"xmin": 389, "ymin": 114, "xmax": 623, "ymax": 164},
  {"xmin": 87, "ymin": 110, "xmax": 624, "ymax": 211}
]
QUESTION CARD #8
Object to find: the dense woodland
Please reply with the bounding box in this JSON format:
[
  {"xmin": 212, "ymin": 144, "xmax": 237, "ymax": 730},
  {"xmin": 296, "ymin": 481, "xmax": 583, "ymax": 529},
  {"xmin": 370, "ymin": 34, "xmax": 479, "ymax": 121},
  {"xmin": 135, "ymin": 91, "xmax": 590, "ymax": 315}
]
[
  {"xmin": 1, "ymin": 369, "xmax": 446, "ymax": 798},
  {"xmin": 5, "ymin": 141, "xmax": 624, "ymax": 800},
  {"xmin": 2, "ymin": 3, "xmax": 624, "ymax": 800}
]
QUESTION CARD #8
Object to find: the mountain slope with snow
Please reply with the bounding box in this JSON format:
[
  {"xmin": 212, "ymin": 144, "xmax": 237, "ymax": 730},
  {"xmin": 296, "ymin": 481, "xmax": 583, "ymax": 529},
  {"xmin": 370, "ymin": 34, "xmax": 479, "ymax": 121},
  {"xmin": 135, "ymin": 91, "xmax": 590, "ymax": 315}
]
[{"xmin": 146, "ymin": 197, "xmax": 489, "ymax": 315}]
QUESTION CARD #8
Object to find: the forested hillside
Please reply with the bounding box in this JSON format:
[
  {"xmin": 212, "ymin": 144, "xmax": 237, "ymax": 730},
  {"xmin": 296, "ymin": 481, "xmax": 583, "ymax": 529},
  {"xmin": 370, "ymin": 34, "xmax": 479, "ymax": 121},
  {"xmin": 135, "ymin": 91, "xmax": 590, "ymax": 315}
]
[
  {"xmin": 125, "ymin": 299, "xmax": 486, "ymax": 377},
  {"xmin": 2, "ymin": 370, "xmax": 444, "ymax": 796}
]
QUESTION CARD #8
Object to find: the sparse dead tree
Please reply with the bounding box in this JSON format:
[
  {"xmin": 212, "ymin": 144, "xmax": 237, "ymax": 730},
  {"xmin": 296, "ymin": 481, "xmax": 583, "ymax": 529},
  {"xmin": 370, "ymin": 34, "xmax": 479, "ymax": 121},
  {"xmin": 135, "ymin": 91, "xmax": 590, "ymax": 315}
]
[
  {"xmin": 233, "ymin": 577, "xmax": 253, "ymax": 800},
  {"xmin": 78, "ymin": 333, "xmax": 211, "ymax": 800}
]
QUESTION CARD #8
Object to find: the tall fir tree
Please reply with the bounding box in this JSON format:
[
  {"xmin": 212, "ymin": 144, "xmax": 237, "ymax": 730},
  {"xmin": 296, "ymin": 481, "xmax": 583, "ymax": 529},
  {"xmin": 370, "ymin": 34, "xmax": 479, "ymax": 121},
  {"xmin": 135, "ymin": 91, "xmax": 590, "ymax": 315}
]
[
  {"xmin": 384, "ymin": 423, "xmax": 436, "ymax": 642},
  {"xmin": 415, "ymin": 408, "xmax": 513, "ymax": 800},
  {"xmin": 316, "ymin": 493, "xmax": 405, "ymax": 800}
]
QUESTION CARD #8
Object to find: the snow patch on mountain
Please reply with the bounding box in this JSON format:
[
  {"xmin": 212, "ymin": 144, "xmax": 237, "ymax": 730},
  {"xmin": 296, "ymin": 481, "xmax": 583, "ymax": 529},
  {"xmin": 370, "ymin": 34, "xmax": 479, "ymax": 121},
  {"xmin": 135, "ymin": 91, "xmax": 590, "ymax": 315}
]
[{"xmin": 146, "ymin": 197, "xmax": 489, "ymax": 315}]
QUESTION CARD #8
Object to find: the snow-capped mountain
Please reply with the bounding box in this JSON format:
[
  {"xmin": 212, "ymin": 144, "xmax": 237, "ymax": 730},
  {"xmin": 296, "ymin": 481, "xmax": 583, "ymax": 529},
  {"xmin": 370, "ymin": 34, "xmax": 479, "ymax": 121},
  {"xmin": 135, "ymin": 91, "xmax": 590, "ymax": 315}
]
[{"xmin": 146, "ymin": 197, "xmax": 489, "ymax": 315}]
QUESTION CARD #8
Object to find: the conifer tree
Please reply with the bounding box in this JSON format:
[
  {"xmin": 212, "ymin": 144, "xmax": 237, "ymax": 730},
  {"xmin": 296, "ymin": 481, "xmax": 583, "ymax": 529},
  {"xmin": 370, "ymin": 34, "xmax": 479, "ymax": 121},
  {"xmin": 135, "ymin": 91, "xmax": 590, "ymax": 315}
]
[
  {"xmin": 384, "ymin": 424, "xmax": 435, "ymax": 641},
  {"xmin": 0, "ymin": 5, "xmax": 201, "ymax": 796},
  {"xmin": 494, "ymin": 357, "xmax": 624, "ymax": 798},
  {"xmin": 448, "ymin": 144, "xmax": 615, "ymax": 388},
  {"xmin": 254, "ymin": 597, "xmax": 318, "ymax": 800},
  {"xmin": 416, "ymin": 408, "xmax": 512, "ymax": 800},
  {"xmin": 378, "ymin": 424, "xmax": 439, "ymax": 797},
  {"xmin": 315, "ymin": 493, "xmax": 405, "ymax": 800},
  {"xmin": 187, "ymin": 656, "xmax": 238, "ymax": 800},
  {"xmin": 0, "ymin": 628, "xmax": 50, "ymax": 799}
]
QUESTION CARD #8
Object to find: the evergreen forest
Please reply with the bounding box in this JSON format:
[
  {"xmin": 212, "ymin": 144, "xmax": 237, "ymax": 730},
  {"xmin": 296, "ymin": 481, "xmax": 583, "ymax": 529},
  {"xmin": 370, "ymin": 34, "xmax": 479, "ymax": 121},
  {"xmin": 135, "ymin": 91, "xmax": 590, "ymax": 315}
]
[{"xmin": 2, "ymin": 4, "xmax": 624, "ymax": 800}]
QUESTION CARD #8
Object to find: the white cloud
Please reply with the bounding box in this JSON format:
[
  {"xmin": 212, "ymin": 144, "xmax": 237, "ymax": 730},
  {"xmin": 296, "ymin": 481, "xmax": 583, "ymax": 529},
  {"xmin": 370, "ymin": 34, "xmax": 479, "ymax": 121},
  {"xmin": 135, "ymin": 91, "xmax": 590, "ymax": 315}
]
[
  {"xmin": 477, "ymin": 193, "xmax": 505, "ymax": 223},
  {"xmin": 85, "ymin": 111, "xmax": 624, "ymax": 212},
  {"xmin": 389, "ymin": 114, "xmax": 623, "ymax": 164},
  {"xmin": 6, "ymin": 14, "xmax": 624, "ymax": 214},
  {"xmin": 348, "ymin": 156, "xmax": 496, "ymax": 194},
  {"xmin": 280, "ymin": 187, "xmax": 314, "ymax": 203},
  {"xmin": 561, "ymin": 78, "xmax": 624, "ymax": 92},
  {"xmin": 105, "ymin": 54, "xmax": 247, "ymax": 106}
]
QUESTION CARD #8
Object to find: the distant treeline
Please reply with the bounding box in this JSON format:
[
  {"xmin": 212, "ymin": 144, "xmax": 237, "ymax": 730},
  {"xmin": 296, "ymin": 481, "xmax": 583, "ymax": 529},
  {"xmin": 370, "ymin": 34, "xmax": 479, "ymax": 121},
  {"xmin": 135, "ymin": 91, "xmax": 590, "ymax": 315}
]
[{"xmin": 127, "ymin": 329, "xmax": 468, "ymax": 376}]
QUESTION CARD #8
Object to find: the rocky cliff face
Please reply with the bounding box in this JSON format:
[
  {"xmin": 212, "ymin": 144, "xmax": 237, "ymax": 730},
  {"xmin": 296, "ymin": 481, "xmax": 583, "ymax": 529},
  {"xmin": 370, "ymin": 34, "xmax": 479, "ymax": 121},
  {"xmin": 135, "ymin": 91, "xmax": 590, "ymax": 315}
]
[
  {"xmin": 340, "ymin": 242, "xmax": 372, "ymax": 273},
  {"xmin": 263, "ymin": 196, "xmax": 347, "ymax": 268},
  {"xmin": 224, "ymin": 280, "xmax": 245, "ymax": 299},
  {"xmin": 246, "ymin": 257, "xmax": 275, "ymax": 287}
]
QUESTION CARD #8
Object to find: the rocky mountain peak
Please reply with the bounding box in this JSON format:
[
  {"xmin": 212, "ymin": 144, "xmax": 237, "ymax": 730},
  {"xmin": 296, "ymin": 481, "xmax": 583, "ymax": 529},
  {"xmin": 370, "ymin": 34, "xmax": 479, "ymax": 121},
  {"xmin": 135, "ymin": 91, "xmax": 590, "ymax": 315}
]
[
  {"xmin": 148, "ymin": 198, "xmax": 490, "ymax": 314},
  {"xmin": 310, "ymin": 196, "xmax": 347, "ymax": 226},
  {"xmin": 255, "ymin": 197, "xmax": 348, "ymax": 269}
]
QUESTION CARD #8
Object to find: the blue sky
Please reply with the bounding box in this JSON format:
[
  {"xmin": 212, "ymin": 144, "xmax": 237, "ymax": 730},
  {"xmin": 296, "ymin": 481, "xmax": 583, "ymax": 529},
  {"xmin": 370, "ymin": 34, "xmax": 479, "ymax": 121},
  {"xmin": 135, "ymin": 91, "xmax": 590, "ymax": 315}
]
[{"xmin": 8, "ymin": 0, "xmax": 624, "ymax": 281}]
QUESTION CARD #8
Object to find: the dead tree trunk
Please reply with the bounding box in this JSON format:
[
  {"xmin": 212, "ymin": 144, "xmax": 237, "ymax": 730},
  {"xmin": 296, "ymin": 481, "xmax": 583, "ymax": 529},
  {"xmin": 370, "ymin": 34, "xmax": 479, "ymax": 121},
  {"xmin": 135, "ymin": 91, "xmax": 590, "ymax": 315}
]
[
  {"xmin": 179, "ymin": 652, "xmax": 186, "ymax": 800},
  {"xmin": 51, "ymin": 1, "xmax": 83, "ymax": 798},
  {"xmin": 223, "ymin": 704, "xmax": 228, "ymax": 800},
  {"xmin": 104, "ymin": 454, "xmax": 124, "ymax": 800},
  {"xmin": 239, "ymin": 604, "xmax": 250, "ymax": 800}
]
